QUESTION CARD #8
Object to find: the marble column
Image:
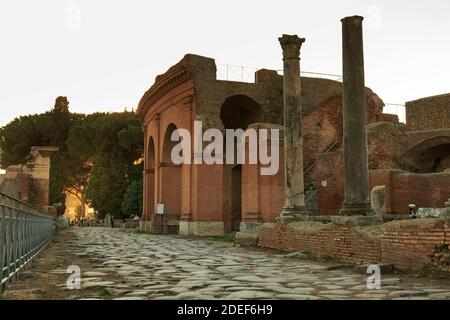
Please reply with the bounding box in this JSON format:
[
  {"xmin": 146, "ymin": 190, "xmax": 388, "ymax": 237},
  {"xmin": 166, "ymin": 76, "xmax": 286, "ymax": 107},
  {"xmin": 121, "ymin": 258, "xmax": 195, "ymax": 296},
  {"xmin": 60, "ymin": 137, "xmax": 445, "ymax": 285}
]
[
  {"xmin": 339, "ymin": 16, "xmax": 374, "ymax": 216},
  {"xmin": 278, "ymin": 34, "xmax": 308, "ymax": 218}
]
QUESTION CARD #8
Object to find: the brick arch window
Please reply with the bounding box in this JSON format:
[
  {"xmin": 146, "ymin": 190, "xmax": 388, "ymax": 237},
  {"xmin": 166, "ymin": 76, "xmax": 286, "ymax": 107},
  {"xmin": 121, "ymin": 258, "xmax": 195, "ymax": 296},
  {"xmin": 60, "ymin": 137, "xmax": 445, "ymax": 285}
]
[
  {"xmin": 220, "ymin": 95, "xmax": 263, "ymax": 130},
  {"xmin": 147, "ymin": 136, "xmax": 156, "ymax": 171},
  {"xmin": 399, "ymin": 136, "xmax": 450, "ymax": 173},
  {"xmin": 162, "ymin": 123, "xmax": 180, "ymax": 163}
]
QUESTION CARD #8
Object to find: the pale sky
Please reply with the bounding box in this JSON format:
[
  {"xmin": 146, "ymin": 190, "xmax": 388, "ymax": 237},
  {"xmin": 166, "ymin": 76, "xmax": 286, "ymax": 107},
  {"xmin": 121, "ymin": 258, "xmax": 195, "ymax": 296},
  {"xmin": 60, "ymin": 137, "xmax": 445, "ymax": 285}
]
[{"xmin": 1, "ymin": 0, "xmax": 449, "ymax": 126}]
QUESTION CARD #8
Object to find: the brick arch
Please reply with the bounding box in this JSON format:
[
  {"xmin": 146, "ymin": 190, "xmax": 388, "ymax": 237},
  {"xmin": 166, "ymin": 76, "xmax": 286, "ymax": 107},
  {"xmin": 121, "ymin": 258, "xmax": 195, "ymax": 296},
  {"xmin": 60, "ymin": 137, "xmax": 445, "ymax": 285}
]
[
  {"xmin": 144, "ymin": 136, "xmax": 156, "ymax": 221},
  {"xmin": 162, "ymin": 123, "xmax": 180, "ymax": 163},
  {"xmin": 160, "ymin": 122, "xmax": 182, "ymax": 233},
  {"xmin": 146, "ymin": 136, "xmax": 156, "ymax": 171},
  {"xmin": 399, "ymin": 136, "xmax": 450, "ymax": 173},
  {"xmin": 220, "ymin": 94, "xmax": 264, "ymax": 130}
]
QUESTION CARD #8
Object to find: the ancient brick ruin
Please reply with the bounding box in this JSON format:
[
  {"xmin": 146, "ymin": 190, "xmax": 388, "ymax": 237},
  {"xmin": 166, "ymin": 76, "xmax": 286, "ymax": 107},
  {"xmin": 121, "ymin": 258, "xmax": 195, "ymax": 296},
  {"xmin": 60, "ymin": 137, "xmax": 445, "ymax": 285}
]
[
  {"xmin": 0, "ymin": 146, "xmax": 58, "ymax": 216},
  {"xmin": 137, "ymin": 16, "xmax": 450, "ymax": 271}
]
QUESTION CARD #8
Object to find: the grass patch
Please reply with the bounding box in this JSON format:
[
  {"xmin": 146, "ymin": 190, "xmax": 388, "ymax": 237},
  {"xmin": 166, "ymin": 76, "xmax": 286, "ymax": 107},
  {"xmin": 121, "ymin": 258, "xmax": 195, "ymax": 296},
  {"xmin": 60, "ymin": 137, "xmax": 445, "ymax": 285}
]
[
  {"xmin": 213, "ymin": 234, "xmax": 236, "ymax": 242},
  {"xmin": 420, "ymin": 266, "xmax": 450, "ymax": 279},
  {"xmin": 318, "ymin": 254, "xmax": 334, "ymax": 262}
]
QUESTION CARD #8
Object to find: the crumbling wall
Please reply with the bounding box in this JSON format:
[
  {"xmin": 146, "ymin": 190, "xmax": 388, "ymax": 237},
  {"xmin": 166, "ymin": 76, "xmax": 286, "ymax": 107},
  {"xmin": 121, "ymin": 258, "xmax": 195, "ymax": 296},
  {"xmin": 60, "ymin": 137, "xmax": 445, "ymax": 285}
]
[
  {"xmin": 381, "ymin": 219, "xmax": 449, "ymax": 270},
  {"xmin": 257, "ymin": 221, "xmax": 382, "ymax": 264},
  {"xmin": 0, "ymin": 146, "xmax": 57, "ymax": 214},
  {"xmin": 257, "ymin": 218, "xmax": 450, "ymax": 271},
  {"xmin": 406, "ymin": 93, "xmax": 450, "ymax": 131}
]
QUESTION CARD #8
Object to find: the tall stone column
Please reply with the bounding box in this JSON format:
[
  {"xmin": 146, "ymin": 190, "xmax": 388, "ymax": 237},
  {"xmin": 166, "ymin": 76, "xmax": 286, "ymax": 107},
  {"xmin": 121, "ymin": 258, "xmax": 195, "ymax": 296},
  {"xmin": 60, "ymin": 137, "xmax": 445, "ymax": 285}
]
[
  {"xmin": 278, "ymin": 34, "xmax": 308, "ymax": 219},
  {"xmin": 339, "ymin": 16, "xmax": 374, "ymax": 216}
]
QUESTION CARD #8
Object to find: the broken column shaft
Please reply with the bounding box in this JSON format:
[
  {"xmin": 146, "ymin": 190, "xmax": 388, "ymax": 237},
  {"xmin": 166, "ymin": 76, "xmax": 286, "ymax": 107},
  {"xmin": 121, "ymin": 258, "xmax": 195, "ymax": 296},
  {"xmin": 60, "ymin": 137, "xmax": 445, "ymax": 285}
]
[
  {"xmin": 339, "ymin": 16, "xmax": 374, "ymax": 216},
  {"xmin": 278, "ymin": 34, "xmax": 308, "ymax": 218}
]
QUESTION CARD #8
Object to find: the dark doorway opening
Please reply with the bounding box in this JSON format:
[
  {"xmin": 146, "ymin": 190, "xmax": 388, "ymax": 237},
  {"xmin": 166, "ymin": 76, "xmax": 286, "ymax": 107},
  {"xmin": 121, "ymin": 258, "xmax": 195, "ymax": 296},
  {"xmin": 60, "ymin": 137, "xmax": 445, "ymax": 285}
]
[{"xmin": 231, "ymin": 164, "xmax": 242, "ymax": 232}]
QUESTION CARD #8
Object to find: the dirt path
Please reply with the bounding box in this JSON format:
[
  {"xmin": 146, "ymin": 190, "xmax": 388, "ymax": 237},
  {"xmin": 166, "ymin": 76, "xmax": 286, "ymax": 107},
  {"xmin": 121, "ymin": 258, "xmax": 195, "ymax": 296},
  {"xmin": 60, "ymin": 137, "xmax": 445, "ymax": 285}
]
[{"xmin": 0, "ymin": 229, "xmax": 119, "ymax": 300}]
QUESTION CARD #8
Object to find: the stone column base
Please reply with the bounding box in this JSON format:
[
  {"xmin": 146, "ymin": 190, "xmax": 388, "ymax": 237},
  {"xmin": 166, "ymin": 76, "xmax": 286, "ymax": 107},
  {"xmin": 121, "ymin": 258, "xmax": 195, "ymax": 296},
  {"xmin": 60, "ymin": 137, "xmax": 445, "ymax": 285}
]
[
  {"xmin": 235, "ymin": 221, "xmax": 264, "ymax": 247},
  {"xmin": 235, "ymin": 232, "xmax": 258, "ymax": 247},
  {"xmin": 339, "ymin": 202, "xmax": 375, "ymax": 216},
  {"xmin": 274, "ymin": 214, "xmax": 383, "ymax": 227},
  {"xmin": 239, "ymin": 221, "xmax": 264, "ymax": 233},
  {"xmin": 179, "ymin": 221, "xmax": 224, "ymax": 236},
  {"xmin": 277, "ymin": 205, "xmax": 310, "ymax": 224},
  {"xmin": 140, "ymin": 220, "xmax": 153, "ymax": 233}
]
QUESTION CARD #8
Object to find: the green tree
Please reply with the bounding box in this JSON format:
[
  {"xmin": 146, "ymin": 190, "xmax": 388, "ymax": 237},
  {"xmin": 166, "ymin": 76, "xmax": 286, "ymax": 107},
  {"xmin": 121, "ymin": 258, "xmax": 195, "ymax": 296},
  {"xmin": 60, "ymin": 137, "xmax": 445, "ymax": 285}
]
[
  {"xmin": 0, "ymin": 97, "xmax": 85, "ymax": 213},
  {"xmin": 67, "ymin": 111, "xmax": 143, "ymax": 219},
  {"xmin": 121, "ymin": 176, "xmax": 143, "ymax": 218},
  {"xmin": 0, "ymin": 114, "xmax": 44, "ymax": 166}
]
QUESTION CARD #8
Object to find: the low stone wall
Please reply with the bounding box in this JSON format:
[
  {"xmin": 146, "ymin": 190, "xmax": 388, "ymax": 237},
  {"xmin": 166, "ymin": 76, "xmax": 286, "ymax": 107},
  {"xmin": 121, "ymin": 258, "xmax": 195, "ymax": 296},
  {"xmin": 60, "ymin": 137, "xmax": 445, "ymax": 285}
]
[
  {"xmin": 258, "ymin": 221, "xmax": 382, "ymax": 264},
  {"xmin": 256, "ymin": 218, "xmax": 450, "ymax": 271},
  {"xmin": 381, "ymin": 219, "xmax": 449, "ymax": 270}
]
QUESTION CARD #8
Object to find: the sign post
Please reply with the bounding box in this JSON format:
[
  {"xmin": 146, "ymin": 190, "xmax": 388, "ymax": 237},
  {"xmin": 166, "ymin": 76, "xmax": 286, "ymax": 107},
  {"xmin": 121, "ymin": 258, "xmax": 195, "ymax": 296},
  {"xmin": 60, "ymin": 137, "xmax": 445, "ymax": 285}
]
[{"xmin": 156, "ymin": 203, "xmax": 164, "ymax": 233}]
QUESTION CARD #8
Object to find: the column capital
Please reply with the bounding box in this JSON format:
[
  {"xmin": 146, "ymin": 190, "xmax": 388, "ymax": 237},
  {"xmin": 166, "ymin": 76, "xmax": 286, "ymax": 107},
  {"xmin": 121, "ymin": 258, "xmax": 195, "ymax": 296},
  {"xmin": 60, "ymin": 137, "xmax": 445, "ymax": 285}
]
[
  {"xmin": 341, "ymin": 15, "xmax": 364, "ymax": 24},
  {"xmin": 279, "ymin": 34, "xmax": 305, "ymax": 60}
]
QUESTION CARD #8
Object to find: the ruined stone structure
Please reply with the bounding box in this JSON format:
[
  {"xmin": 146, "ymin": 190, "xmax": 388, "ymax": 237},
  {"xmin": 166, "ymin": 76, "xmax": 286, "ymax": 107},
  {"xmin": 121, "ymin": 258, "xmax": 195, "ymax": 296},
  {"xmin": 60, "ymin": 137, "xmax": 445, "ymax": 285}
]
[
  {"xmin": 0, "ymin": 146, "xmax": 58, "ymax": 216},
  {"xmin": 254, "ymin": 16, "xmax": 450, "ymax": 274},
  {"xmin": 137, "ymin": 54, "xmax": 386, "ymax": 236},
  {"xmin": 138, "ymin": 22, "xmax": 449, "ymax": 237}
]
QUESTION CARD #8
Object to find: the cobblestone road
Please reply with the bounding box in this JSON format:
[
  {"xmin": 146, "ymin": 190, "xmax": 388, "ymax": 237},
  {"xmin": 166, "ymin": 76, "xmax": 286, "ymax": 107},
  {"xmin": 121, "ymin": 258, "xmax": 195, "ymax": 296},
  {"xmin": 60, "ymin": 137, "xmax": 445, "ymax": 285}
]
[{"xmin": 55, "ymin": 228, "xmax": 450, "ymax": 300}]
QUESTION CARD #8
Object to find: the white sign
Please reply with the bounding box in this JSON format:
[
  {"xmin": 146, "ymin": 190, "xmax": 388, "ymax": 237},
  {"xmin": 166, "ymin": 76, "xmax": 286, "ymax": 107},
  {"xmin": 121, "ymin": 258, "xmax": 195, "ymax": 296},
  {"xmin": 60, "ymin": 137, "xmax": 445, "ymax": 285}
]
[{"xmin": 156, "ymin": 203, "xmax": 165, "ymax": 215}]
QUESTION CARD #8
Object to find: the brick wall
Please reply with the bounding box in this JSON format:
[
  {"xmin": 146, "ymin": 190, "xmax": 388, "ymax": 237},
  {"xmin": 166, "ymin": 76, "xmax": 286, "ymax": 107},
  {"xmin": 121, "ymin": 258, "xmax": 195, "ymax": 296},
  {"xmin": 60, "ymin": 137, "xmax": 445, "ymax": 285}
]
[
  {"xmin": 406, "ymin": 94, "xmax": 450, "ymax": 131},
  {"xmin": 316, "ymin": 150, "xmax": 450, "ymax": 216},
  {"xmin": 381, "ymin": 219, "xmax": 448, "ymax": 270},
  {"xmin": 257, "ymin": 219, "xmax": 450, "ymax": 271},
  {"xmin": 315, "ymin": 151, "xmax": 344, "ymax": 215},
  {"xmin": 258, "ymin": 222, "xmax": 382, "ymax": 264}
]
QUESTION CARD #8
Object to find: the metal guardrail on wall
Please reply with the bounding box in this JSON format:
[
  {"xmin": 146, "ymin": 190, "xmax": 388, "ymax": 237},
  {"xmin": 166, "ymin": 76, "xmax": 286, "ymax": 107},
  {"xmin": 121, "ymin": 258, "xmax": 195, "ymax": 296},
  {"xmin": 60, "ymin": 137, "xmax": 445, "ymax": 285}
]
[
  {"xmin": 0, "ymin": 192, "xmax": 53, "ymax": 294},
  {"xmin": 383, "ymin": 103, "xmax": 406, "ymax": 123},
  {"xmin": 216, "ymin": 63, "xmax": 343, "ymax": 83}
]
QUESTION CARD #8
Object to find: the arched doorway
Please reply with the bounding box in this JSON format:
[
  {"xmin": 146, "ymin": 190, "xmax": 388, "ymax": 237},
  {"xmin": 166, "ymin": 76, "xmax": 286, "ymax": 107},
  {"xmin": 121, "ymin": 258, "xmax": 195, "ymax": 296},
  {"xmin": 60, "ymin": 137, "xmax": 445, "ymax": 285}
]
[
  {"xmin": 145, "ymin": 137, "xmax": 156, "ymax": 222},
  {"xmin": 161, "ymin": 123, "xmax": 182, "ymax": 234},
  {"xmin": 399, "ymin": 136, "xmax": 450, "ymax": 173},
  {"xmin": 230, "ymin": 164, "xmax": 242, "ymax": 231},
  {"xmin": 220, "ymin": 95, "xmax": 263, "ymax": 233},
  {"xmin": 220, "ymin": 95, "xmax": 264, "ymax": 130}
]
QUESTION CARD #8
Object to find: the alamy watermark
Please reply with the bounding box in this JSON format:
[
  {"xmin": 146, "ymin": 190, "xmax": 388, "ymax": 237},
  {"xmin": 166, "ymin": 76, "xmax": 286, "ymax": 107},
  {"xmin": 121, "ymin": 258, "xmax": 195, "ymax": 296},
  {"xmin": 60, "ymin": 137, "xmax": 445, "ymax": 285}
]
[
  {"xmin": 366, "ymin": 264, "xmax": 381, "ymax": 290},
  {"xmin": 66, "ymin": 5, "xmax": 82, "ymax": 30},
  {"xmin": 170, "ymin": 121, "xmax": 280, "ymax": 176},
  {"xmin": 66, "ymin": 265, "xmax": 81, "ymax": 290}
]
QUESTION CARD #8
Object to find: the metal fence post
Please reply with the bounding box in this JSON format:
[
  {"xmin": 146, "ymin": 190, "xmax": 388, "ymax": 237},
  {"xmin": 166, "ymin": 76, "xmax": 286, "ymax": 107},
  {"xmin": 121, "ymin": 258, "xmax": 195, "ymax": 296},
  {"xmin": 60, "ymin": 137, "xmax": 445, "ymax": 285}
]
[
  {"xmin": 0, "ymin": 206, "xmax": 5, "ymax": 293},
  {"xmin": 0, "ymin": 192, "xmax": 53, "ymax": 294}
]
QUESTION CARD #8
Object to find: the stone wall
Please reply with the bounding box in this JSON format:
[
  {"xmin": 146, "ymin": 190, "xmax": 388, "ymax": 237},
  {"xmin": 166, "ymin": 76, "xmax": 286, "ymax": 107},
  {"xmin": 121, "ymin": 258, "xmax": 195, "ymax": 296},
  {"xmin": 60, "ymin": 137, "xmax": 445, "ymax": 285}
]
[
  {"xmin": 381, "ymin": 219, "xmax": 450, "ymax": 270},
  {"xmin": 0, "ymin": 146, "xmax": 58, "ymax": 215},
  {"xmin": 316, "ymin": 157, "xmax": 450, "ymax": 216},
  {"xmin": 257, "ymin": 219, "xmax": 450, "ymax": 271},
  {"xmin": 406, "ymin": 93, "xmax": 450, "ymax": 131},
  {"xmin": 369, "ymin": 169, "xmax": 450, "ymax": 215},
  {"xmin": 258, "ymin": 222, "xmax": 382, "ymax": 264},
  {"xmin": 137, "ymin": 54, "xmax": 386, "ymax": 234}
]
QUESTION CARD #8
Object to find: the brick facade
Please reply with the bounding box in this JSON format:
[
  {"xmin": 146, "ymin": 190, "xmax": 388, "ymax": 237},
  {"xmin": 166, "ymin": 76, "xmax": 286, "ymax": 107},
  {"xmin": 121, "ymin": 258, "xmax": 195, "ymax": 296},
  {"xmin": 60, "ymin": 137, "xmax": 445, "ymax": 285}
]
[
  {"xmin": 138, "ymin": 54, "xmax": 385, "ymax": 235},
  {"xmin": 316, "ymin": 152, "xmax": 450, "ymax": 216}
]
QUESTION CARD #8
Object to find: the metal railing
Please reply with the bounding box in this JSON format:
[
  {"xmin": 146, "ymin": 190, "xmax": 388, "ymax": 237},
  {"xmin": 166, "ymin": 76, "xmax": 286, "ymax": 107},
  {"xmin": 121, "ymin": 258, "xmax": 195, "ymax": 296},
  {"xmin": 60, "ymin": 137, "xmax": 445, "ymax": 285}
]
[
  {"xmin": 216, "ymin": 63, "xmax": 343, "ymax": 83},
  {"xmin": 383, "ymin": 103, "xmax": 406, "ymax": 123},
  {"xmin": 0, "ymin": 192, "xmax": 54, "ymax": 293}
]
